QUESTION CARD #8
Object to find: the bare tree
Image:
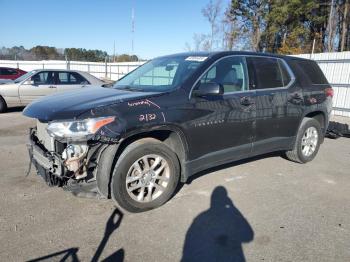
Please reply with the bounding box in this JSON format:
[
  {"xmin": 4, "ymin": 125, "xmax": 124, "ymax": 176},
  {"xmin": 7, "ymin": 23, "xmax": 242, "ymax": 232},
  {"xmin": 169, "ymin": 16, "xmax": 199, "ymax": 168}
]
[
  {"xmin": 341, "ymin": 0, "xmax": 350, "ymax": 51},
  {"xmin": 222, "ymin": 6, "xmax": 242, "ymax": 50},
  {"xmin": 227, "ymin": 0, "xmax": 269, "ymax": 51},
  {"xmin": 184, "ymin": 42, "xmax": 192, "ymax": 52},
  {"xmin": 202, "ymin": 0, "xmax": 222, "ymax": 50}
]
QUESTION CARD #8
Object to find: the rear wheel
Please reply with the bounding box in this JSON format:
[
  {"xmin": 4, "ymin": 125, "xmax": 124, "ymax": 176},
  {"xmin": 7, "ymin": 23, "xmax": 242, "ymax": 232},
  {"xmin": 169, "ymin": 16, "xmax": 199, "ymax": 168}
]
[
  {"xmin": 285, "ymin": 117, "xmax": 322, "ymax": 163},
  {"xmin": 0, "ymin": 96, "xmax": 7, "ymax": 113},
  {"xmin": 111, "ymin": 138, "xmax": 180, "ymax": 212}
]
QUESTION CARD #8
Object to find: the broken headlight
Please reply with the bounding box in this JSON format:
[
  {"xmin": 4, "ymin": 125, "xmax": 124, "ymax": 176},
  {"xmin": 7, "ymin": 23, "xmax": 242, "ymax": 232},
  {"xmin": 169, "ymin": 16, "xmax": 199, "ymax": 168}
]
[{"xmin": 46, "ymin": 117, "xmax": 115, "ymax": 139}]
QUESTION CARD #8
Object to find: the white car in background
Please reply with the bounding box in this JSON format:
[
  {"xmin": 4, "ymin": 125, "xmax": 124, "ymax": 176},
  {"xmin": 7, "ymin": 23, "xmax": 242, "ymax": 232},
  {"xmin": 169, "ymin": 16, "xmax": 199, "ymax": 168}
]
[{"xmin": 0, "ymin": 69, "xmax": 106, "ymax": 113}]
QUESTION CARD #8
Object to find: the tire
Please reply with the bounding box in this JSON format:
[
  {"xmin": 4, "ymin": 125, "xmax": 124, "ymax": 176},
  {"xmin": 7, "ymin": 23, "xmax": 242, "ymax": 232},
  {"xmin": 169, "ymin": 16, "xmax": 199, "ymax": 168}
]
[
  {"xmin": 285, "ymin": 117, "xmax": 322, "ymax": 163},
  {"xmin": 111, "ymin": 138, "xmax": 180, "ymax": 212},
  {"xmin": 96, "ymin": 144, "xmax": 119, "ymax": 198},
  {"xmin": 0, "ymin": 96, "xmax": 7, "ymax": 113}
]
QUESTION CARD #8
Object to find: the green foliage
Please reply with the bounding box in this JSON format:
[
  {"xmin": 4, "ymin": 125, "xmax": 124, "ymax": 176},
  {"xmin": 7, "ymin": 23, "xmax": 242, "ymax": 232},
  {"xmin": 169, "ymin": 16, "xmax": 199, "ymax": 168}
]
[
  {"xmin": 0, "ymin": 46, "xmax": 139, "ymax": 62},
  {"xmin": 64, "ymin": 48, "xmax": 108, "ymax": 62},
  {"xmin": 115, "ymin": 54, "xmax": 139, "ymax": 62},
  {"xmin": 225, "ymin": 0, "xmax": 350, "ymax": 54},
  {"xmin": 229, "ymin": 0, "xmax": 270, "ymax": 50},
  {"xmin": 30, "ymin": 46, "xmax": 63, "ymax": 60},
  {"xmin": 262, "ymin": 0, "xmax": 326, "ymax": 54}
]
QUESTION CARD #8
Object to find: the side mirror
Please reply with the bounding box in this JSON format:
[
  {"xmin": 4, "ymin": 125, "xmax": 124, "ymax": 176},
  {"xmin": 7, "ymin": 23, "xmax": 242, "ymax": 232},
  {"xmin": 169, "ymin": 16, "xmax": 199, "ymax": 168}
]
[
  {"xmin": 193, "ymin": 82, "xmax": 224, "ymax": 97},
  {"xmin": 23, "ymin": 79, "xmax": 35, "ymax": 85}
]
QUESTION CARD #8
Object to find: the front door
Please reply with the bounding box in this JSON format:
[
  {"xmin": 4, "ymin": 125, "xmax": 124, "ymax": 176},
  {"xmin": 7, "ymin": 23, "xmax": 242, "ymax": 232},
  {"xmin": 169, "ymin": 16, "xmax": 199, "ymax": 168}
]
[
  {"xmin": 19, "ymin": 71, "xmax": 57, "ymax": 105},
  {"xmin": 187, "ymin": 56, "xmax": 255, "ymax": 168}
]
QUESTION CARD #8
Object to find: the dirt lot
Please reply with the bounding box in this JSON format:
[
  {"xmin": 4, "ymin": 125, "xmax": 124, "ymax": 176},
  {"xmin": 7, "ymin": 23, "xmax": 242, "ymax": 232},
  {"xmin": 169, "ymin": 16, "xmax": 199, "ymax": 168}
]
[{"xmin": 0, "ymin": 109, "xmax": 349, "ymax": 262}]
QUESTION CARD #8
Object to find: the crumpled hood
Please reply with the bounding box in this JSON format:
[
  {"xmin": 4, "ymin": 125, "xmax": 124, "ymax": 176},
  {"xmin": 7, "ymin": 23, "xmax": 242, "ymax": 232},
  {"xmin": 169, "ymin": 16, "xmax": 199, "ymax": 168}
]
[{"xmin": 23, "ymin": 87, "xmax": 161, "ymax": 121}]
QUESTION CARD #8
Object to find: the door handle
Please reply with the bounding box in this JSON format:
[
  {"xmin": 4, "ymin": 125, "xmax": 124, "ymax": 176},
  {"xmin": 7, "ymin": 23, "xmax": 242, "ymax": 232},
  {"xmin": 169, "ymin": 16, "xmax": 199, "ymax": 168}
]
[
  {"xmin": 48, "ymin": 86, "xmax": 57, "ymax": 89},
  {"xmin": 240, "ymin": 96, "xmax": 255, "ymax": 106},
  {"xmin": 269, "ymin": 92, "xmax": 276, "ymax": 102}
]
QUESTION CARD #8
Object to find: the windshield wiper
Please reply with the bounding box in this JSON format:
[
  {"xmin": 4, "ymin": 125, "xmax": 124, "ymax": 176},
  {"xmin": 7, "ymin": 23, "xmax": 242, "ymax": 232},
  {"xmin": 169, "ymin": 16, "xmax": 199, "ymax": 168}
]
[{"xmin": 115, "ymin": 85, "xmax": 144, "ymax": 92}]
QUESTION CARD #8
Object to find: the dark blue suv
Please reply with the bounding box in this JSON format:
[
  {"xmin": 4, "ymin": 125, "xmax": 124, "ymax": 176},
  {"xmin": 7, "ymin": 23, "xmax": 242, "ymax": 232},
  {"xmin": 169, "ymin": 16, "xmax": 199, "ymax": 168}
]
[{"xmin": 24, "ymin": 52, "xmax": 333, "ymax": 212}]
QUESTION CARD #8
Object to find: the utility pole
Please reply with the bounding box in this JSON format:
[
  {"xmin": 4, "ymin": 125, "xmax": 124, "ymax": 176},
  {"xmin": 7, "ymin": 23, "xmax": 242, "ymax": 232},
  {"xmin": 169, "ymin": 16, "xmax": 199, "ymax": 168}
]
[
  {"xmin": 327, "ymin": 0, "xmax": 335, "ymax": 52},
  {"xmin": 131, "ymin": 6, "xmax": 135, "ymax": 54},
  {"xmin": 113, "ymin": 41, "xmax": 115, "ymax": 62}
]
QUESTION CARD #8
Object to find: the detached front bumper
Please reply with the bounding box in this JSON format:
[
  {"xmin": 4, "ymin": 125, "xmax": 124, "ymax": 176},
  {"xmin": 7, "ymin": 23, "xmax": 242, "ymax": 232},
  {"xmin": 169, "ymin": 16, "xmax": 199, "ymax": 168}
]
[
  {"xmin": 27, "ymin": 126, "xmax": 119, "ymax": 197},
  {"xmin": 27, "ymin": 128, "xmax": 65, "ymax": 186}
]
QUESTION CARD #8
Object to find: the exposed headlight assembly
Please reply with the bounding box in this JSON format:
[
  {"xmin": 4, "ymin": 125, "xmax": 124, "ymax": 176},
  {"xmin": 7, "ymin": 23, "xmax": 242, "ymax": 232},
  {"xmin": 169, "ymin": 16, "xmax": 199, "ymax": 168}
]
[{"xmin": 46, "ymin": 117, "xmax": 115, "ymax": 139}]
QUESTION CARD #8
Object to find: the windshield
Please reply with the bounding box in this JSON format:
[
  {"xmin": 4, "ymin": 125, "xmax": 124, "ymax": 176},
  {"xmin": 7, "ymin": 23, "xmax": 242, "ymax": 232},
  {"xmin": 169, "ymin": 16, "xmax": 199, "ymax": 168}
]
[
  {"xmin": 114, "ymin": 55, "xmax": 207, "ymax": 92},
  {"xmin": 14, "ymin": 70, "xmax": 37, "ymax": 83}
]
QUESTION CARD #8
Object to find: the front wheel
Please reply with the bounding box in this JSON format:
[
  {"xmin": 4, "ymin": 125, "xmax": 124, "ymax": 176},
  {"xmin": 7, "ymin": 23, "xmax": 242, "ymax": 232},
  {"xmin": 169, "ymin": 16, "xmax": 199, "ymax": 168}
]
[
  {"xmin": 111, "ymin": 138, "xmax": 180, "ymax": 212},
  {"xmin": 0, "ymin": 96, "xmax": 7, "ymax": 113},
  {"xmin": 285, "ymin": 117, "xmax": 322, "ymax": 163}
]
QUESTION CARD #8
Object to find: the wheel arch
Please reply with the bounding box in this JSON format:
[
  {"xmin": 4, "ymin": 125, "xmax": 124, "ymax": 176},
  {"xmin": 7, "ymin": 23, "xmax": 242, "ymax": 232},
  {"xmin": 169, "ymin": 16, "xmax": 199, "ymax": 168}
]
[
  {"xmin": 304, "ymin": 110, "xmax": 327, "ymax": 134},
  {"xmin": 291, "ymin": 110, "xmax": 327, "ymax": 149},
  {"xmin": 96, "ymin": 125, "xmax": 189, "ymax": 198}
]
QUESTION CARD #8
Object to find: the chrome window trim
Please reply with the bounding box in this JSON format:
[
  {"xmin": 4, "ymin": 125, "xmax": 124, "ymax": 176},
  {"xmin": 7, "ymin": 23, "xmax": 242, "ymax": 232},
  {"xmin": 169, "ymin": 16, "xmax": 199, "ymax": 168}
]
[{"xmin": 189, "ymin": 54, "xmax": 296, "ymax": 99}]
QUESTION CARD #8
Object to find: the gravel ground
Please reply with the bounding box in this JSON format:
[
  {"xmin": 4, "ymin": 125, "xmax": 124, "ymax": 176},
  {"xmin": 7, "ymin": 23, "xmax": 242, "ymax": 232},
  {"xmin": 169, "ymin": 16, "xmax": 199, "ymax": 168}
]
[{"xmin": 0, "ymin": 108, "xmax": 349, "ymax": 262}]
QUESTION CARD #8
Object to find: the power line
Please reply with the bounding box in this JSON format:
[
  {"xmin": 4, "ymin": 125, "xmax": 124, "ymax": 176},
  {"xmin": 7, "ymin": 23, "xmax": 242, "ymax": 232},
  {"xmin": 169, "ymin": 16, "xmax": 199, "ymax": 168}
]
[{"xmin": 131, "ymin": 6, "xmax": 135, "ymax": 54}]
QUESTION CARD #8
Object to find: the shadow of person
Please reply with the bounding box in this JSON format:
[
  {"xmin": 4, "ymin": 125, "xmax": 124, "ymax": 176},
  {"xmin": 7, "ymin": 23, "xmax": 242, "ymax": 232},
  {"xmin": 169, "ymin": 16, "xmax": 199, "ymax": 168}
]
[
  {"xmin": 26, "ymin": 248, "xmax": 79, "ymax": 262},
  {"xmin": 92, "ymin": 208, "xmax": 124, "ymax": 262},
  {"xmin": 26, "ymin": 208, "xmax": 125, "ymax": 262},
  {"xmin": 181, "ymin": 186, "xmax": 254, "ymax": 262}
]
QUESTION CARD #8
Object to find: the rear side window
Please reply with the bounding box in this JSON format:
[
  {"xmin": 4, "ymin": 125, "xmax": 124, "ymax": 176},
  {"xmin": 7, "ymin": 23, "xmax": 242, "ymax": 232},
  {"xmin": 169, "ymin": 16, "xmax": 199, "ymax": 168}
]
[
  {"xmin": 248, "ymin": 57, "xmax": 292, "ymax": 89},
  {"xmin": 57, "ymin": 72, "xmax": 88, "ymax": 85},
  {"xmin": 0, "ymin": 68, "xmax": 18, "ymax": 75},
  {"xmin": 295, "ymin": 60, "xmax": 328, "ymax": 85}
]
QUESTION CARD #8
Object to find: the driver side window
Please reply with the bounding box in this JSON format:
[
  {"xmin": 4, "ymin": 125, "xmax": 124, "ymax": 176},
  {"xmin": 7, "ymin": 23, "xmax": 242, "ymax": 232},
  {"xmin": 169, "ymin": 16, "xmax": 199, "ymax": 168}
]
[{"xmin": 199, "ymin": 56, "xmax": 248, "ymax": 93}]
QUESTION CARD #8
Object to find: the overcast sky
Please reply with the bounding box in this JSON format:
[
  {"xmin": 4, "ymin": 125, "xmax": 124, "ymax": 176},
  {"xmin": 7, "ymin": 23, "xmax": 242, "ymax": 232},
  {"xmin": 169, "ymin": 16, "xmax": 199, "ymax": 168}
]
[{"xmin": 0, "ymin": 0, "xmax": 230, "ymax": 59}]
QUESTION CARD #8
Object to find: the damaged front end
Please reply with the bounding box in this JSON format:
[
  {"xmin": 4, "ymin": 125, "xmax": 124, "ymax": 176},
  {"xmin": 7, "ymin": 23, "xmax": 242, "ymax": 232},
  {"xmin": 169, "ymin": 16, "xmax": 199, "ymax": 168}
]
[{"xmin": 27, "ymin": 118, "xmax": 119, "ymax": 197}]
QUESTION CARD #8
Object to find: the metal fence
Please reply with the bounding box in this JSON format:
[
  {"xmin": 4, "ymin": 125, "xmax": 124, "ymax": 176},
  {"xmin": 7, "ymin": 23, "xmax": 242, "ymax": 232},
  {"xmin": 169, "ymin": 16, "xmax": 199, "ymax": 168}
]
[
  {"xmin": 1, "ymin": 51, "xmax": 350, "ymax": 117},
  {"xmin": 0, "ymin": 60, "xmax": 145, "ymax": 81}
]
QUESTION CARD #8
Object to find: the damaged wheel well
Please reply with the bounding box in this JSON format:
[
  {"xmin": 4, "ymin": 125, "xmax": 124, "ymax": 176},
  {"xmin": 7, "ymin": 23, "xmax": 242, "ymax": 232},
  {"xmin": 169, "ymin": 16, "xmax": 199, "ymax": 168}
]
[
  {"xmin": 96, "ymin": 129, "xmax": 187, "ymax": 198},
  {"xmin": 305, "ymin": 111, "xmax": 325, "ymax": 131}
]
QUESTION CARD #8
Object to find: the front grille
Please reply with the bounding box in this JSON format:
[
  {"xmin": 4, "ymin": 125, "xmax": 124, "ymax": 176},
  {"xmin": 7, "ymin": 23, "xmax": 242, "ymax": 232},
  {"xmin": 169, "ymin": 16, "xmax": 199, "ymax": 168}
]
[{"xmin": 36, "ymin": 120, "xmax": 55, "ymax": 152}]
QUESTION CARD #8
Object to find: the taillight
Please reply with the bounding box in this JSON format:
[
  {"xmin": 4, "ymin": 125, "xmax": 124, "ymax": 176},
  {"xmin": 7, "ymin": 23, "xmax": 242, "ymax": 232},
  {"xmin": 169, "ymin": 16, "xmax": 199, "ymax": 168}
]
[{"xmin": 325, "ymin": 87, "xmax": 334, "ymax": 98}]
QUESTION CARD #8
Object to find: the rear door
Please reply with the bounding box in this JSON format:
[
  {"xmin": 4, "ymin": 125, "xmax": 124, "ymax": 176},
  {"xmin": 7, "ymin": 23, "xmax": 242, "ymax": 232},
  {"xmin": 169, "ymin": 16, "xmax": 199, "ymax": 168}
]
[
  {"xmin": 19, "ymin": 71, "xmax": 57, "ymax": 105},
  {"xmin": 246, "ymin": 56, "xmax": 299, "ymax": 154},
  {"xmin": 56, "ymin": 71, "xmax": 89, "ymax": 93}
]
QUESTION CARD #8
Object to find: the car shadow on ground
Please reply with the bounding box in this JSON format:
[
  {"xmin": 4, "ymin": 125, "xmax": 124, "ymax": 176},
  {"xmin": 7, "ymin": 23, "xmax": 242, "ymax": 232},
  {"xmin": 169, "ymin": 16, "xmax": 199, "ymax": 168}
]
[
  {"xmin": 185, "ymin": 151, "xmax": 283, "ymax": 185},
  {"xmin": 181, "ymin": 186, "xmax": 254, "ymax": 262},
  {"xmin": 5, "ymin": 106, "xmax": 25, "ymax": 113},
  {"xmin": 26, "ymin": 208, "xmax": 125, "ymax": 262},
  {"xmin": 172, "ymin": 151, "xmax": 283, "ymax": 202}
]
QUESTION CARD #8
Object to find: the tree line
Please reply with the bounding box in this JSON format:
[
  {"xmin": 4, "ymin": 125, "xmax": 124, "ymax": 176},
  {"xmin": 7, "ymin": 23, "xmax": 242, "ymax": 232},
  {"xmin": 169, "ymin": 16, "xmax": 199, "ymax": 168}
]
[
  {"xmin": 186, "ymin": 0, "xmax": 350, "ymax": 55},
  {"xmin": 0, "ymin": 46, "xmax": 139, "ymax": 62}
]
